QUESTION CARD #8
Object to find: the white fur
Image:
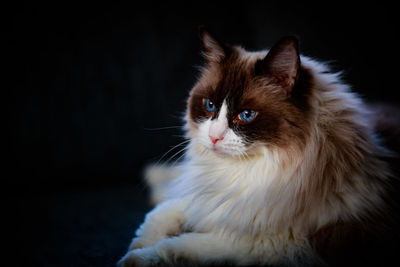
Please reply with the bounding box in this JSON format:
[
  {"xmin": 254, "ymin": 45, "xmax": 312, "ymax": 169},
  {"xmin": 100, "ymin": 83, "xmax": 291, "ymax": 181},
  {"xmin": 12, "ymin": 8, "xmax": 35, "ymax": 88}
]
[
  {"xmin": 208, "ymin": 101, "xmax": 229, "ymax": 141},
  {"xmin": 119, "ymin": 144, "xmax": 318, "ymax": 266}
]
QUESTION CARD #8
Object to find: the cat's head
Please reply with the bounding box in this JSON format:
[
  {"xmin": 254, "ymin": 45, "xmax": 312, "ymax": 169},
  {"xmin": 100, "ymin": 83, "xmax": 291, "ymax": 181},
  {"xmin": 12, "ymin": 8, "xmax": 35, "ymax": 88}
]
[{"xmin": 186, "ymin": 29, "xmax": 312, "ymax": 158}]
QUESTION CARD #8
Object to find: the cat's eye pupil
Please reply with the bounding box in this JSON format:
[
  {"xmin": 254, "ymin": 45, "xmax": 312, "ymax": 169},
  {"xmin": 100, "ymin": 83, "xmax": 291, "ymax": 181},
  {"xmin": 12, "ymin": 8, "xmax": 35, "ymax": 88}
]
[
  {"xmin": 205, "ymin": 99, "xmax": 215, "ymax": 112},
  {"xmin": 239, "ymin": 110, "xmax": 256, "ymax": 123}
]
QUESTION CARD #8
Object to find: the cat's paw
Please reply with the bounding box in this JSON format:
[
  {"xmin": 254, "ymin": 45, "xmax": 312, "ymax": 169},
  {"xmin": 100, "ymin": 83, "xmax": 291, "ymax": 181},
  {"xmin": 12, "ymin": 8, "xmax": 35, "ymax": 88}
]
[
  {"xmin": 117, "ymin": 247, "xmax": 160, "ymax": 267},
  {"xmin": 128, "ymin": 237, "xmax": 145, "ymax": 250}
]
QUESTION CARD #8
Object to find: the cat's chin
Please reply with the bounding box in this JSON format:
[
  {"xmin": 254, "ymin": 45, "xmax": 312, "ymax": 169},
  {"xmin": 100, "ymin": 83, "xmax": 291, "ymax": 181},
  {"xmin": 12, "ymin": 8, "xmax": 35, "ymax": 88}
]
[
  {"xmin": 211, "ymin": 146, "xmax": 228, "ymax": 158},
  {"xmin": 210, "ymin": 146, "xmax": 244, "ymax": 158}
]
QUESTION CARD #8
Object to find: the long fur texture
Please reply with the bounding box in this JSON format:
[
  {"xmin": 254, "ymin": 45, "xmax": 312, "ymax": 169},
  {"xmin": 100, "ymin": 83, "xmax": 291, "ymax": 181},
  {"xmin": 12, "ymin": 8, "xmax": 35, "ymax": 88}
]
[{"xmin": 118, "ymin": 32, "xmax": 396, "ymax": 267}]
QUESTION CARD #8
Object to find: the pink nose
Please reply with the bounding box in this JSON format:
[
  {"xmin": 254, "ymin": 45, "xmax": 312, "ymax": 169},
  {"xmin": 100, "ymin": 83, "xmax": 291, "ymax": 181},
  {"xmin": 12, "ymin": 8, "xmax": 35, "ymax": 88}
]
[{"xmin": 209, "ymin": 135, "xmax": 224, "ymax": 144}]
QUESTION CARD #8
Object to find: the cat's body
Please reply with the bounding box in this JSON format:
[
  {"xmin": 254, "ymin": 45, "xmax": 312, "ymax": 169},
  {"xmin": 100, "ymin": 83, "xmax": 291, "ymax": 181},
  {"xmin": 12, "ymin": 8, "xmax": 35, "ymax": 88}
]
[{"xmin": 118, "ymin": 30, "xmax": 400, "ymax": 266}]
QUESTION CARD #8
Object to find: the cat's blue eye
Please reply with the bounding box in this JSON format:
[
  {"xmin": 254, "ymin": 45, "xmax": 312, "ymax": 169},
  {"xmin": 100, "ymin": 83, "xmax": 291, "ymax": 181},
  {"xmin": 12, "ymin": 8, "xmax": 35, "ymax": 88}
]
[
  {"xmin": 204, "ymin": 98, "xmax": 216, "ymax": 113},
  {"xmin": 238, "ymin": 110, "xmax": 257, "ymax": 123}
]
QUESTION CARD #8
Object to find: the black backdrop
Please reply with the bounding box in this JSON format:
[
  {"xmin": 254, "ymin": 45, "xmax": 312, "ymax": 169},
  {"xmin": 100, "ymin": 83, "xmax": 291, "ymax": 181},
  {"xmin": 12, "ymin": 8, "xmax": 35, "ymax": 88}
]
[{"xmin": 6, "ymin": 2, "xmax": 400, "ymax": 266}]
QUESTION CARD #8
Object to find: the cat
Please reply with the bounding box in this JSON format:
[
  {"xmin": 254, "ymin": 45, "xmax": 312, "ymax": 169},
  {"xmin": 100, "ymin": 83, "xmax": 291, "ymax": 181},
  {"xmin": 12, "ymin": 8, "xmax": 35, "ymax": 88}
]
[{"xmin": 118, "ymin": 29, "xmax": 400, "ymax": 266}]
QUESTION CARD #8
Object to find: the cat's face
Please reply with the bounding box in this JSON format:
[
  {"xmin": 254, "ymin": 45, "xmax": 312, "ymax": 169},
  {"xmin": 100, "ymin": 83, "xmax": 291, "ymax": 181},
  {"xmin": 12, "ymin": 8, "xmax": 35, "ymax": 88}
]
[{"xmin": 186, "ymin": 30, "xmax": 311, "ymax": 157}]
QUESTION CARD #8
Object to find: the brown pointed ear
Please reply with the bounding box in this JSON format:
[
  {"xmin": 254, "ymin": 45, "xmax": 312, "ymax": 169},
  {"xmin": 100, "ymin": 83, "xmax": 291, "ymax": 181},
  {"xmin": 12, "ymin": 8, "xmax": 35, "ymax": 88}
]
[
  {"xmin": 199, "ymin": 27, "xmax": 228, "ymax": 63},
  {"xmin": 255, "ymin": 36, "xmax": 300, "ymax": 96}
]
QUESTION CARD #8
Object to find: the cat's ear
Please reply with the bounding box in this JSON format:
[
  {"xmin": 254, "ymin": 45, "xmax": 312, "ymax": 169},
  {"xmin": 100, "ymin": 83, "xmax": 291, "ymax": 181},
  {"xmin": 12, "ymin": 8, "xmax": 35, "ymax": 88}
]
[
  {"xmin": 255, "ymin": 36, "xmax": 300, "ymax": 96},
  {"xmin": 200, "ymin": 27, "xmax": 228, "ymax": 63}
]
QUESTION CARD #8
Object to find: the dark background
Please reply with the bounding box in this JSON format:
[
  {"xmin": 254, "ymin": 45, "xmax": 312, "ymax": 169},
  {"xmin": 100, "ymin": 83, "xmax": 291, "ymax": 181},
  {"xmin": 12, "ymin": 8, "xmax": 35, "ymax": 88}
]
[{"xmin": 6, "ymin": 2, "xmax": 400, "ymax": 266}]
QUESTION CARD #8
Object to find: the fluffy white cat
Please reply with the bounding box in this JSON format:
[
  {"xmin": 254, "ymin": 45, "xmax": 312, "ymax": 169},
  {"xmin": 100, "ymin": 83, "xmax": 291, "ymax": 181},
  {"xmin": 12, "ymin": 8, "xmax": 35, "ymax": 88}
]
[{"xmin": 118, "ymin": 29, "xmax": 397, "ymax": 266}]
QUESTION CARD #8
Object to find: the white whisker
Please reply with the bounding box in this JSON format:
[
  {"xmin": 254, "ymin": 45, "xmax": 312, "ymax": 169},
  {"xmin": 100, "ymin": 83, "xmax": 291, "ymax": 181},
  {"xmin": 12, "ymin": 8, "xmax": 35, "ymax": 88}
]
[
  {"xmin": 164, "ymin": 146, "xmax": 190, "ymax": 165},
  {"xmin": 157, "ymin": 139, "xmax": 190, "ymax": 165}
]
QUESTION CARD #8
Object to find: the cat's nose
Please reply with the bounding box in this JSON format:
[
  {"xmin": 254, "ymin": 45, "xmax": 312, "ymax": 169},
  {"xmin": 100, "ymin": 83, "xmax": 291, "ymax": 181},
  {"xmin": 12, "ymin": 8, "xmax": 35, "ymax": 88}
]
[
  {"xmin": 209, "ymin": 118, "xmax": 227, "ymax": 144},
  {"xmin": 209, "ymin": 135, "xmax": 224, "ymax": 144}
]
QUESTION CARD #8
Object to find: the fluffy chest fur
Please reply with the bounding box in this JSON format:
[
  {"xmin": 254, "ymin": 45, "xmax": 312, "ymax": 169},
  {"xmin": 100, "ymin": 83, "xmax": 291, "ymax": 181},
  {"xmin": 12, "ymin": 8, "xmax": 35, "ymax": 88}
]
[
  {"xmin": 168, "ymin": 123, "xmax": 386, "ymax": 240},
  {"xmin": 168, "ymin": 144, "xmax": 285, "ymax": 236}
]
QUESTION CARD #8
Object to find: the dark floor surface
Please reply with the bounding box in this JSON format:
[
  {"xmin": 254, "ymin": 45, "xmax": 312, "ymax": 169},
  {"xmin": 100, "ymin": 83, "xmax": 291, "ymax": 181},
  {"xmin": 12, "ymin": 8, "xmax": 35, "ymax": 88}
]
[{"xmin": 6, "ymin": 181, "xmax": 150, "ymax": 267}]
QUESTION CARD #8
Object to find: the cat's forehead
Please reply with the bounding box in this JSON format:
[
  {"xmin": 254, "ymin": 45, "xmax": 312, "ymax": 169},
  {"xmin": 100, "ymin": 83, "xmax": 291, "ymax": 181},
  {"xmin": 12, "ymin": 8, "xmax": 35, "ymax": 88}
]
[
  {"xmin": 218, "ymin": 47, "xmax": 265, "ymax": 84},
  {"xmin": 198, "ymin": 47, "xmax": 281, "ymax": 109},
  {"xmin": 200, "ymin": 48, "xmax": 266, "ymax": 99}
]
